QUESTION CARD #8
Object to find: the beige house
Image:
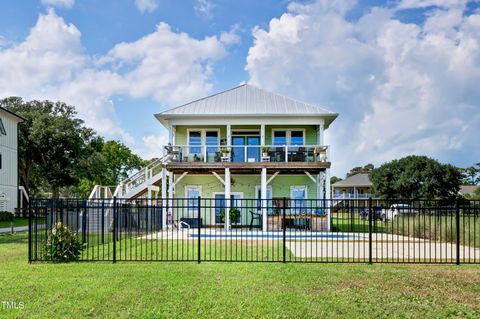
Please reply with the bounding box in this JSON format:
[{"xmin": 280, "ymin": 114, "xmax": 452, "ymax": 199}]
[{"xmin": 332, "ymin": 173, "xmax": 373, "ymax": 199}]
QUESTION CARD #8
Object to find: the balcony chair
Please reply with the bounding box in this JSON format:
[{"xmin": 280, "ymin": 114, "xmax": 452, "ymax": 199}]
[{"xmin": 249, "ymin": 210, "xmax": 262, "ymax": 230}]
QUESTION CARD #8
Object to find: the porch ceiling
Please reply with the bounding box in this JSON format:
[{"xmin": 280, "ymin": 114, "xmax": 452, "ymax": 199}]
[{"xmin": 165, "ymin": 161, "xmax": 330, "ymax": 174}]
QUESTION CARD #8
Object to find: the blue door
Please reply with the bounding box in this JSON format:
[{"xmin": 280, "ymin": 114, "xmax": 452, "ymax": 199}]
[{"xmin": 232, "ymin": 135, "xmax": 260, "ymax": 162}]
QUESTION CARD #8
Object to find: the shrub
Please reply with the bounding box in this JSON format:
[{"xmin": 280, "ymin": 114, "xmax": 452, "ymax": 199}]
[
  {"xmin": 44, "ymin": 222, "xmax": 83, "ymax": 262},
  {"xmin": 0, "ymin": 211, "xmax": 14, "ymax": 222},
  {"xmin": 219, "ymin": 208, "xmax": 241, "ymax": 223}
]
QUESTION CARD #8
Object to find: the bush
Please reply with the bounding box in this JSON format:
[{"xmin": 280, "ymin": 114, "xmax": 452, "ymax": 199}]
[
  {"xmin": 219, "ymin": 208, "xmax": 241, "ymax": 223},
  {"xmin": 0, "ymin": 211, "xmax": 14, "ymax": 222},
  {"xmin": 44, "ymin": 222, "xmax": 83, "ymax": 262}
]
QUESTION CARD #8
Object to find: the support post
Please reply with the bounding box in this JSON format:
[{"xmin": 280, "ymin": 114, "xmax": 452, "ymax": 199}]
[
  {"xmin": 368, "ymin": 197, "xmax": 372, "ymax": 265},
  {"xmin": 283, "ymin": 197, "xmax": 286, "ymax": 263},
  {"xmin": 161, "ymin": 167, "xmax": 167, "ymax": 229},
  {"xmin": 261, "ymin": 168, "xmax": 267, "ymax": 232},
  {"xmin": 168, "ymin": 172, "xmax": 174, "ymax": 221},
  {"xmin": 112, "ymin": 196, "xmax": 117, "ymax": 263},
  {"xmin": 224, "ymin": 168, "xmax": 231, "ymax": 231},
  {"xmin": 326, "ymin": 168, "xmax": 331, "ymax": 231},
  {"xmin": 197, "ymin": 196, "xmax": 201, "ymax": 264},
  {"xmin": 28, "ymin": 198, "xmax": 32, "ymax": 263},
  {"xmin": 456, "ymin": 198, "xmax": 460, "ymax": 265}
]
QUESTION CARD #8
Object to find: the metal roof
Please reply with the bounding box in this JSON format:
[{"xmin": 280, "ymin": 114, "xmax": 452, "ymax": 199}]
[
  {"xmin": 155, "ymin": 84, "xmax": 338, "ymax": 126},
  {"xmin": 332, "ymin": 174, "xmax": 372, "ymax": 188},
  {"xmin": 0, "ymin": 106, "xmax": 26, "ymax": 122},
  {"xmin": 459, "ymin": 185, "xmax": 478, "ymax": 195}
]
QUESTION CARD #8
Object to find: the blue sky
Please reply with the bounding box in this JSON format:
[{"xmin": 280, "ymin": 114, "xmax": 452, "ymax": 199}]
[{"xmin": 0, "ymin": 0, "xmax": 479, "ymax": 176}]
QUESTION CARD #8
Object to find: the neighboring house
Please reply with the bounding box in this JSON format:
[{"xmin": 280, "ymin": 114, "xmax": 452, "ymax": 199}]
[
  {"xmin": 332, "ymin": 173, "xmax": 374, "ymax": 199},
  {"xmin": 91, "ymin": 84, "xmax": 337, "ymax": 231},
  {"xmin": 459, "ymin": 185, "xmax": 479, "ymax": 197},
  {"xmin": 0, "ymin": 107, "xmax": 25, "ymax": 213}
]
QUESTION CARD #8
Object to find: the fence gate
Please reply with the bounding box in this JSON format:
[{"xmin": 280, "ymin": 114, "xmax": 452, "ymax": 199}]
[{"xmin": 28, "ymin": 198, "xmax": 480, "ymax": 264}]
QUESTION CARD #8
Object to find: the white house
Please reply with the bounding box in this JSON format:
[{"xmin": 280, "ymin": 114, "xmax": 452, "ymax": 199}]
[{"xmin": 0, "ymin": 106, "xmax": 24, "ymax": 213}]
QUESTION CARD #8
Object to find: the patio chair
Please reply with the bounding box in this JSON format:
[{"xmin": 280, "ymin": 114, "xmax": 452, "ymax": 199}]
[
  {"xmin": 290, "ymin": 147, "xmax": 306, "ymax": 162},
  {"xmin": 249, "ymin": 210, "xmax": 262, "ymax": 230}
]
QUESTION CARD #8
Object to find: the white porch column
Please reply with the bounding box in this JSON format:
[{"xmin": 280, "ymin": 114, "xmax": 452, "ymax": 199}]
[
  {"xmin": 224, "ymin": 168, "xmax": 231, "ymax": 231},
  {"xmin": 318, "ymin": 124, "xmax": 324, "ymax": 145},
  {"xmin": 260, "ymin": 124, "xmax": 265, "ymax": 146},
  {"xmin": 168, "ymin": 172, "xmax": 174, "ymax": 210},
  {"xmin": 326, "ymin": 168, "xmax": 331, "ymax": 231},
  {"xmin": 226, "ymin": 124, "xmax": 231, "ymax": 147},
  {"xmin": 261, "ymin": 168, "xmax": 267, "ymax": 232},
  {"xmin": 161, "ymin": 167, "xmax": 167, "ymax": 229},
  {"xmin": 317, "ymin": 173, "xmax": 324, "ymax": 199}
]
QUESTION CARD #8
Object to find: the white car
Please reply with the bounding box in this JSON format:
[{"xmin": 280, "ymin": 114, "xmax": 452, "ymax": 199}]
[{"xmin": 381, "ymin": 204, "xmax": 417, "ymax": 221}]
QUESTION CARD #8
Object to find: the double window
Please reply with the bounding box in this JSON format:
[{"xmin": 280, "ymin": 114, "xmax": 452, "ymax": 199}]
[
  {"xmin": 273, "ymin": 129, "xmax": 304, "ymax": 145},
  {"xmin": 188, "ymin": 129, "xmax": 219, "ymax": 155}
]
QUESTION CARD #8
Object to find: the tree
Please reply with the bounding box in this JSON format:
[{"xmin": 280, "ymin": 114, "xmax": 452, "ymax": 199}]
[
  {"xmin": 101, "ymin": 140, "xmax": 146, "ymax": 185},
  {"xmin": 330, "ymin": 176, "xmax": 342, "ymax": 185},
  {"xmin": 1, "ymin": 98, "xmax": 100, "ymax": 197},
  {"xmin": 461, "ymin": 163, "xmax": 480, "ymax": 185},
  {"xmin": 369, "ymin": 155, "xmax": 462, "ymax": 200},
  {"xmin": 346, "ymin": 163, "xmax": 374, "ymax": 178}
]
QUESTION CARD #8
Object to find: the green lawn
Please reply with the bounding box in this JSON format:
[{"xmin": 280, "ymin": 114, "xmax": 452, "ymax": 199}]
[
  {"xmin": 1, "ymin": 232, "xmax": 480, "ymax": 318},
  {"xmin": 0, "ymin": 218, "xmax": 29, "ymax": 228}
]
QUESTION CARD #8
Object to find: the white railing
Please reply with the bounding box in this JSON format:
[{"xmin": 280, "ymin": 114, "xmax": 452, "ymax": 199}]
[
  {"xmin": 163, "ymin": 145, "xmax": 329, "ymax": 164},
  {"xmin": 332, "ymin": 193, "xmax": 374, "ymax": 199}
]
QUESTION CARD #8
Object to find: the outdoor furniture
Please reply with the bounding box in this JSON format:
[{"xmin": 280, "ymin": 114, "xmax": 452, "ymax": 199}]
[
  {"xmin": 290, "ymin": 147, "xmax": 306, "ymax": 162},
  {"xmin": 249, "ymin": 210, "xmax": 262, "ymax": 230}
]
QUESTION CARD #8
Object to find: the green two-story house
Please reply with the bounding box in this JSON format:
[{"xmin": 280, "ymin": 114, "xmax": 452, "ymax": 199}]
[
  {"xmin": 90, "ymin": 84, "xmax": 337, "ymax": 232},
  {"xmin": 155, "ymin": 84, "xmax": 337, "ymax": 231}
]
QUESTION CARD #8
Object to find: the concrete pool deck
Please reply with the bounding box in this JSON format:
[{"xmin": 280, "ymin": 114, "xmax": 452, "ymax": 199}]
[{"xmin": 138, "ymin": 229, "xmax": 480, "ymax": 261}]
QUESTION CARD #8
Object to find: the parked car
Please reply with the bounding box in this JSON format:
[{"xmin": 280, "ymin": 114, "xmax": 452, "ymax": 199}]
[
  {"xmin": 359, "ymin": 207, "xmax": 383, "ymax": 221},
  {"xmin": 381, "ymin": 204, "xmax": 418, "ymax": 221}
]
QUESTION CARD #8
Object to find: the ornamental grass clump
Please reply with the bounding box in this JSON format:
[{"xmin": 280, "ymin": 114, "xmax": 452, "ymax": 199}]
[{"xmin": 45, "ymin": 222, "xmax": 83, "ymax": 262}]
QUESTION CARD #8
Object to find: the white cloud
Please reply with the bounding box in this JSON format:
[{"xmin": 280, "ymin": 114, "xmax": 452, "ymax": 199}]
[
  {"xmin": 194, "ymin": 0, "xmax": 215, "ymax": 20},
  {"xmin": 397, "ymin": 0, "xmax": 469, "ymax": 9},
  {"xmin": 41, "ymin": 0, "xmax": 75, "ymax": 9},
  {"xmin": 246, "ymin": 0, "xmax": 480, "ymax": 176},
  {"xmin": 220, "ymin": 24, "xmax": 242, "ymax": 45},
  {"xmin": 134, "ymin": 0, "xmax": 158, "ymax": 14},
  {"xmin": 0, "ymin": 10, "xmax": 228, "ymax": 159},
  {"xmin": 139, "ymin": 134, "xmax": 169, "ymax": 160}
]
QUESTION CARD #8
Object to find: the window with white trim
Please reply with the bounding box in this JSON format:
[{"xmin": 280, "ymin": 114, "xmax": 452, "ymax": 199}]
[
  {"xmin": 273, "ymin": 129, "xmax": 305, "ymax": 145},
  {"xmin": 291, "ymin": 186, "xmax": 307, "ymax": 213},
  {"xmin": 186, "ymin": 186, "xmax": 202, "ymax": 212}
]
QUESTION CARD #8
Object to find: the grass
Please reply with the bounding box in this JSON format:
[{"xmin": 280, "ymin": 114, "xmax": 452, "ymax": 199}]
[
  {"xmin": 1, "ymin": 232, "xmax": 480, "ymax": 318},
  {"xmin": 0, "ymin": 218, "xmax": 29, "ymax": 229}
]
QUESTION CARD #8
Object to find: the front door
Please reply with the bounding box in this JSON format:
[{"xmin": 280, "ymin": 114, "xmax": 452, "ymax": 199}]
[
  {"xmin": 232, "ymin": 135, "xmax": 260, "ymax": 162},
  {"xmin": 214, "ymin": 193, "xmax": 243, "ymax": 224}
]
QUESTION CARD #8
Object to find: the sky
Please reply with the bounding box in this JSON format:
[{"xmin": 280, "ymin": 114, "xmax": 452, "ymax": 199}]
[{"xmin": 0, "ymin": 0, "xmax": 479, "ymax": 177}]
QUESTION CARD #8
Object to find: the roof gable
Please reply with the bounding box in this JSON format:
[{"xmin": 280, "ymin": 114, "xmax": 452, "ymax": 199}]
[
  {"xmin": 332, "ymin": 174, "xmax": 372, "ymax": 188},
  {"xmin": 155, "ymin": 84, "xmax": 338, "ymax": 126}
]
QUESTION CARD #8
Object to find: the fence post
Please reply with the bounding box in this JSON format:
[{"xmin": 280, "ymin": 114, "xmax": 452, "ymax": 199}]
[
  {"xmin": 456, "ymin": 198, "xmax": 460, "ymax": 265},
  {"xmin": 368, "ymin": 197, "xmax": 373, "ymax": 265},
  {"xmin": 283, "ymin": 197, "xmax": 287, "ymax": 263},
  {"xmin": 28, "ymin": 198, "xmax": 32, "ymax": 263},
  {"xmin": 112, "ymin": 196, "xmax": 117, "ymax": 264},
  {"xmin": 101, "ymin": 200, "xmax": 105, "ymax": 244},
  {"xmin": 197, "ymin": 196, "xmax": 201, "ymax": 264}
]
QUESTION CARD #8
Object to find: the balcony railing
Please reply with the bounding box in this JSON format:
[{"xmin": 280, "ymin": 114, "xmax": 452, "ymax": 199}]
[
  {"xmin": 163, "ymin": 145, "xmax": 329, "ymax": 164},
  {"xmin": 332, "ymin": 193, "xmax": 374, "ymax": 199}
]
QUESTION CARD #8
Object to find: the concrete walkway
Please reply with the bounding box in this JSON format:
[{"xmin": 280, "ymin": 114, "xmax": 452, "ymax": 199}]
[{"xmin": 0, "ymin": 225, "xmax": 28, "ymax": 233}]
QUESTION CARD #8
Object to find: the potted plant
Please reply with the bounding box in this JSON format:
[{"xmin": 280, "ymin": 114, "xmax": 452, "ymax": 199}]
[
  {"xmin": 219, "ymin": 146, "xmax": 230, "ymax": 158},
  {"xmin": 261, "ymin": 146, "xmax": 270, "ymax": 157},
  {"xmin": 314, "ymin": 146, "xmax": 326, "ymax": 162},
  {"xmin": 219, "ymin": 208, "xmax": 241, "ymax": 224}
]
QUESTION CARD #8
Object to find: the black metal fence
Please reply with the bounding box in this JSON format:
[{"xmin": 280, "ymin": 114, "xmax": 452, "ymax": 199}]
[{"xmin": 28, "ymin": 198, "xmax": 480, "ymax": 264}]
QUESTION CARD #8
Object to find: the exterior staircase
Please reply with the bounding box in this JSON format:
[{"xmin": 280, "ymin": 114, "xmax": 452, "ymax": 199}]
[{"xmin": 85, "ymin": 156, "xmax": 167, "ymax": 233}]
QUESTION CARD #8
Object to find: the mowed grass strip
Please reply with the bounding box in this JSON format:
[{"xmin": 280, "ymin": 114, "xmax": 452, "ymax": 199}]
[{"xmin": 1, "ymin": 232, "xmax": 480, "ymax": 318}]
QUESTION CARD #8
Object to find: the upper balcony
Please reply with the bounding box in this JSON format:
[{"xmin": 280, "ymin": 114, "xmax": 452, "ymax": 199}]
[{"xmin": 163, "ymin": 144, "xmax": 330, "ymax": 173}]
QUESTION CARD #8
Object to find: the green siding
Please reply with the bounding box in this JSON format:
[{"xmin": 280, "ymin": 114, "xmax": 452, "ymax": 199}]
[
  {"xmin": 175, "ymin": 125, "xmax": 319, "ymax": 146},
  {"xmin": 174, "ymin": 174, "xmax": 317, "ymax": 225}
]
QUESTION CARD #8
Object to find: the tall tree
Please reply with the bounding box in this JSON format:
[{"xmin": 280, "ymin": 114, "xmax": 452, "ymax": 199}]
[
  {"xmin": 2, "ymin": 98, "xmax": 101, "ymax": 197},
  {"xmin": 369, "ymin": 155, "xmax": 462, "ymax": 200},
  {"xmin": 101, "ymin": 140, "xmax": 146, "ymax": 185},
  {"xmin": 346, "ymin": 163, "xmax": 374, "ymax": 178},
  {"xmin": 461, "ymin": 163, "xmax": 480, "ymax": 185}
]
